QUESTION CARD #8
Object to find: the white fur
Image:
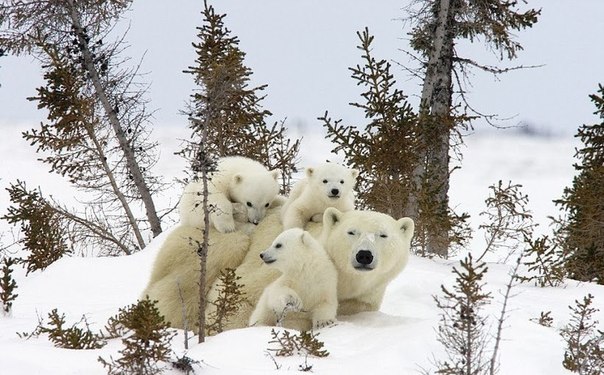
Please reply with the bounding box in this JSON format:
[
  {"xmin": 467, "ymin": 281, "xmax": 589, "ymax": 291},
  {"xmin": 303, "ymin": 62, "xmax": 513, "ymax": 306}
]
[
  {"xmin": 249, "ymin": 228, "xmax": 338, "ymax": 329},
  {"xmin": 281, "ymin": 162, "xmax": 358, "ymax": 229},
  {"xmin": 179, "ymin": 156, "xmax": 280, "ymax": 233}
]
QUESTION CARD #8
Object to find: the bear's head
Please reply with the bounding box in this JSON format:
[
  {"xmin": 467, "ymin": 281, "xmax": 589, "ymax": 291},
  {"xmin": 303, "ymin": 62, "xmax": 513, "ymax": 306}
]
[
  {"xmin": 320, "ymin": 207, "xmax": 414, "ymax": 278},
  {"xmin": 259, "ymin": 228, "xmax": 318, "ymax": 272},
  {"xmin": 230, "ymin": 170, "xmax": 280, "ymax": 225},
  {"xmin": 306, "ymin": 163, "xmax": 359, "ymax": 202}
]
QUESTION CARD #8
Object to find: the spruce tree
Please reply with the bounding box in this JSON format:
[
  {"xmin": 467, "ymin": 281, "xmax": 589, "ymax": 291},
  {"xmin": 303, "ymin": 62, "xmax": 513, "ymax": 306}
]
[
  {"xmin": 406, "ymin": 0, "xmax": 540, "ymax": 257},
  {"xmin": 182, "ymin": 1, "xmax": 299, "ymax": 193},
  {"xmin": 2, "ymin": 180, "xmax": 70, "ymax": 273},
  {"xmin": 321, "ymin": 28, "xmax": 418, "ymax": 221},
  {"xmin": 0, "ymin": 0, "xmax": 165, "ymax": 255},
  {"xmin": 556, "ymin": 84, "xmax": 604, "ymax": 284},
  {"xmin": 433, "ymin": 255, "xmax": 492, "ymax": 374}
]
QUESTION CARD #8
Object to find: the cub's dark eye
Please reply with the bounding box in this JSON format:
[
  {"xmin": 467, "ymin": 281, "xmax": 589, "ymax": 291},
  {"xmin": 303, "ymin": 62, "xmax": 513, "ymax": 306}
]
[
  {"xmin": 347, "ymin": 230, "xmax": 356, "ymax": 236},
  {"xmin": 246, "ymin": 202, "xmax": 252, "ymax": 207},
  {"xmin": 275, "ymin": 243, "xmax": 282, "ymax": 249},
  {"xmin": 379, "ymin": 233, "xmax": 388, "ymax": 238},
  {"xmin": 264, "ymin": 203, "xmax": 270, "ymax": 208},
  {"xmin": 322, "ymin": 179, "xmax": 328, "ymax": 184},
  {"xmin": 340, "ymin": 180, "xmax": 344, "ymax": 184}
]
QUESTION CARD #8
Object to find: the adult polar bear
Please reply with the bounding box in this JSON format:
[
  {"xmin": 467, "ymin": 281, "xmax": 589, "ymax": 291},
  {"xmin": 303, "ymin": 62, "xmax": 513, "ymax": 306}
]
[{"xmin": 143, "ymin": 205, "xmax": 414, "ymax": 332}]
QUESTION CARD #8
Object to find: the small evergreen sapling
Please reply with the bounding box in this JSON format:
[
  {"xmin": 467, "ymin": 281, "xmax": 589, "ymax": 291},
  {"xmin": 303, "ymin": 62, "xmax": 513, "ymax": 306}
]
[
  {"xmin": 560, "ymin": 294, "xmax": 604, "ymax": 375},
  {"xmin": 517, "ymin": 234, "xmax": 565, "ymax": 287},
  {"xmin": 477, "ymin": 180, "xmax": 537, "ymax": 262},
  {"xmin": 206, "ymin": 268, "xmax": 248, "ymax": 336},
  {"xmin": 98, "ymin": 297, "xmax": 176, "ymax": 375},
  {"xmin": 432, "ymin": 254, "xmax": 493, "ymax": 375},
  {"xmin": 1, "ymin": 257, "xmax": 18, "ymax": 315},
  {"xmin": 18, "ymin": 308, "xmax": 105, "ymax": 349},
  {"xmin": 267, "ymin": 329, "xmax": 329, "ymax": 358},
  {"xmin": 2, "ymin": 180, "xmax": 70, "ymax": 274}
]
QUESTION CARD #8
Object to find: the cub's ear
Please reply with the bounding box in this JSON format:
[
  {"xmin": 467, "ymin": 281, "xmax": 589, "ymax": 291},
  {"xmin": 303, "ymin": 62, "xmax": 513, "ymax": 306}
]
[
  {"xmin": 233, "ymin": 174, "xmax": 243, "ymax": 184},
  {"xmin": 305, "ymin": 167, "xmax": 314, "ymax": 178},
  {"xmin": 351, "ymin": 168, "xmax": 359, "ymax": 179},
  {"xmin": 270, "ymin": 170, "xmax": 280, "ymax": 181},
  {"xmin": 322, "ymin": 207, "xmax": 343, "ymax": 233},
  {"xmin": 397, "ymin": 217, "xmax": 415, "ymax": 239},
  {"xmin": 301, "ymin": 231, "xmax": 313, "ymax": 247}
]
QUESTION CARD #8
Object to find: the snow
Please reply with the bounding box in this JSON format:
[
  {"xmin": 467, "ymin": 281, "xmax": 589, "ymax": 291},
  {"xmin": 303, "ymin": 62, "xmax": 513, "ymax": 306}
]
[
  {"xmin": 1, "ymin": 123, "xmax": 603, "ymax": 374},
  {"xmin": 2, "ymin": 1, "xmax": 604, "ymax": 373}
]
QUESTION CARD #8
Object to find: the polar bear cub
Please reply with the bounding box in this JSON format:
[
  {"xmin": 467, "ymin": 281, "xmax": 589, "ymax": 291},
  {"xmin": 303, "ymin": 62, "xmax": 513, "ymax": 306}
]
[
  {"xmin": 249, "ymin": 228, "xmax": 338, "ymax": 329},
  {"xmin": 281, "ymin": 162, "xmax": 358, "ymax": 229},
  {"xmin": 179, "ymin": 156, "xmax": 280, "ymax": 233}
]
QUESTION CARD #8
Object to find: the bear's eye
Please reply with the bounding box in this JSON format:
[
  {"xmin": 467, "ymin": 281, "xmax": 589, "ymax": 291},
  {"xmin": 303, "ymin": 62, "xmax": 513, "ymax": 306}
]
[
  {"xmin": 340, "ymin": 180, "xmax": 344, "ymax": 184},
  {"xmin": 322, "ymin": 179, "xmax": 328, "ymax": 184},
  {"xmin": 264, "ymin": 203, "xmax": 270, "ymax": 208},
  {"xmin": 347, "ymin": 230, "xmax": 356, "ymax": 236},
  {"xmin": 275, "ymin": 243, "xmax": 282, "ymax": 249},
  {"xmin": 379, "ymin": 233, "xmax": 388, "ymax": 239},
  {"xmin": 246, "ymin": 202, "xmax": 253, "ymax": 207}
]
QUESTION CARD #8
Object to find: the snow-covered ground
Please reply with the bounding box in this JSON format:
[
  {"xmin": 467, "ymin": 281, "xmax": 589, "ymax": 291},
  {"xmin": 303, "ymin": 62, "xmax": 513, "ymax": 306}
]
[{"xmin": 1, "ymin": 123, "xmax": 603, "ymax": 374}]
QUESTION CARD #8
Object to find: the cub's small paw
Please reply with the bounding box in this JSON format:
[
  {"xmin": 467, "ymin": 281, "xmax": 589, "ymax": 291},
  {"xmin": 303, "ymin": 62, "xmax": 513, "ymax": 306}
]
[
  {"xmin": 212, "ymin": 218, "xmax": 236, "ymax": 233},
  {"xmin": 273, "ymin": 294, "xmax": 302, "ymax": 315},
  {"xmin": 313, "ymin": 319, "xmax": 337, "ymax": 329}
]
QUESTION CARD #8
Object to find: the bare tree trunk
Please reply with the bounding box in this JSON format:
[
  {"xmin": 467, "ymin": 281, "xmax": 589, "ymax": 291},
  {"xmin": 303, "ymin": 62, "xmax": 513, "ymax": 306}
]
[
  {"xmin": 407, "ymin": 0, "xmax": 455, "ymax": 258},
  {"xmin": 195, "ymin": 120, "xmax": 211, "ymax": 344},
  {"xmin": 66, "ymin": 0, "xmax": 163, "ymax": 240}
]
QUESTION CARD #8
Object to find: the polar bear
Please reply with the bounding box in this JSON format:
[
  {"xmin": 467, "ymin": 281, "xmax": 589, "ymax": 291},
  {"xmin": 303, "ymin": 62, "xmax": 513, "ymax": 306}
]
[
  {"xmin": 179, "ymin": 156, "xmax": 280, "ymax": 233},
  {"xmin": 203, "ymin": 207, "xmax": 414, "ymax": 332},
  {"xmin": 281, "ymin": 162, "xmax": 359, "ymax": 229},
  {"xmin": 249, "ymin": 228, "xmax": 338, "ymax": 330}
]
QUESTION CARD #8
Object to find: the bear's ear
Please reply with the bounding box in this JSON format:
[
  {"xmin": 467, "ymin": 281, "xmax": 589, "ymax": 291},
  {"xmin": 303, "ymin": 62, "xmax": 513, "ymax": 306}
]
[
  {"xmin": 233, "ymin": 174, "xmax": 243, "ymax": 184},
  {"xmin": 300, "ymin": 231, "xmax": 312, "ymax": 247},
  {"xmin": 397, "ymin": 217, "xmax": 415, "ymax": 239},
  {"xmin": 270, "ymin": 169, "xmax": 280, "ymax": 181},
  {"xmin": 351, "ymin": 168, "xmax": 359, "ymax": 179},
  {"xmin": 305, "ymin": 167, "xmax": 314, "ymax": 178},
  {"xmin": 322, "ymin": 207, "xmax": 342, "ymax": 232}
]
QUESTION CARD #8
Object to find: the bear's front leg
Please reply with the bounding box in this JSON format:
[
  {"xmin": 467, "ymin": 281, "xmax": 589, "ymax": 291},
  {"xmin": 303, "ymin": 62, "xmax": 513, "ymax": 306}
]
[
  {"xmin": 311, "ymin": 299, "xmax": 338, "ymax": 329},
  {"xmin": 282, "ymin": 204, "xmax": 308, "ymax": 230},
  {"xmin": 266, "ymin": 285, "xmax": 303, "ymax": 326},
  {"xmin": 209, "ymin": 194, "xmax": 236, "ymax": 233}
]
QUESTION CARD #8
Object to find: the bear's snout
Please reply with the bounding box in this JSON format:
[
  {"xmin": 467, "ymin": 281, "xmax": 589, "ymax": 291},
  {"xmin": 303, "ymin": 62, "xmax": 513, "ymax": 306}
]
[
  {"xmin": 329, "ymin": 188, "xmax": 340, "ymax": 197},
  {"xmin": 355, "ymin": 250, "xmax": 374, "ymax": 265}
]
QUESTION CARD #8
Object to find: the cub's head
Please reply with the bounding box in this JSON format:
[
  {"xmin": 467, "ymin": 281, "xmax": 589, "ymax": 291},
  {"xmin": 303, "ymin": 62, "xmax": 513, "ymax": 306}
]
[
  {"xmin": 230, "ymin": 170, "xmax": 280, "ymax": 225},
  {"xmin": 259, "ymin": 228, "xmax": 318, "ymax": 272},
  {"xmin": 320, "ymin": 208, "xmax": 414, "ymax": 278},
  {"xmin": 306, "ymin": 163, "xmax": 359, "ymax": 202}
]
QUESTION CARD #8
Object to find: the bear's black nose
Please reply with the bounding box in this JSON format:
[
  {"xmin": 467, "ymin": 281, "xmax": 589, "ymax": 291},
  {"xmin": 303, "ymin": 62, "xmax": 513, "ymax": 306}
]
[
  {"xmin": 259, "ymin": 253, "xmax": 264, "ymax": 259},
  {"xmin": 356, "ymin": 250, "xmax": 373, "ymax": 265},
  {"xmin": 330, "ymin": 188, "xmax": 340, "ymax": 196}
]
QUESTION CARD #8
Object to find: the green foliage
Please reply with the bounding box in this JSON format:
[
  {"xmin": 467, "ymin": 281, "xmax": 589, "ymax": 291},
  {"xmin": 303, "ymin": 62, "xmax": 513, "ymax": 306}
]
[
  {"xmin": 560, "ymin": 294, "xmax": 604, "ymax": 374},
  {"xmin": 0, "ymin": 257, "xmax": 19, "ymax": 315},
  {"xmin": 322, "ymin": 27, "xmax": 417, "ymax": 220},
  {"xmin": 267, "ymin": 329, "xmax": 329, "ymax": 358},
  {"xmin": 517, "ymin": 234, "xmax": 565, "ymax": 287},
  {"xmin": 433, "ymin": 254, "xmax": 492, "ymax": 375},
  {"xmin": 206, "ymin": 268, "xmax": 248, "ymax": 336},
  {"xmin": 410, "ymin": 0, "xmax": 540, "ymax": 60},
  {"xmin": 18, "ymin": 308, "xmax": 105, "ymax": 350},
  {"xmin": 556, "ymin": 84, "xmax": 604, "ymax": 284},
  {"xmin": 2, "ymin": 180, "xmax": 70, "ymax": 274},
  {"xmin": 477, "ymin": 180, "xmax": 537, "ymax": 262},
  {"xmin": 98, "ymin": 297, "xmax": 175, "ymax": 375},
  {"xmin": 183, "ymin": 1, "xmax": 299, "ymax": 193}
]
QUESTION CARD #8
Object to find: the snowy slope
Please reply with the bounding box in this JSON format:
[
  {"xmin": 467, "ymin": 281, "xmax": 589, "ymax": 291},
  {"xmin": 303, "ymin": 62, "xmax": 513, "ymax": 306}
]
[{"xmin": 1, "ymin": 125, "xmax": 603, "ymax": 374}]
